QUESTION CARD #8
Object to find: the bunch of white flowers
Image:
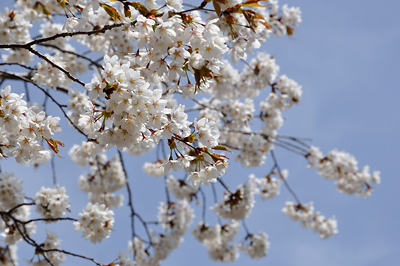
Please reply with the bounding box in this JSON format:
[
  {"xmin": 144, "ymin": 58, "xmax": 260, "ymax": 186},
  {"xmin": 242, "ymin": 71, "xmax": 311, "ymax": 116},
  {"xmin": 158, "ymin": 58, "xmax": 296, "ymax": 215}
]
[
  {"xmin": 116, "ymin": 250, "xmax": 136, "ymax": 266},
  {"xmin": 213, "ymin": 181, "xmax": 255, "ymax": 220},
  {"xmin": 0, "ymin": 7, "xmax": 33, "ymax": 64},
  {"xmin": 249, "ymin": 169, "xmax": 288, "ymax": 199},
  {"xmin": 186, "ymin": 160, "xmax": 228, "ymax": 187},
  {"xmin": 69, "ymin": 141, "xmax": 105, "ymax": 167},
  {"xmin": 307, "ymin": 146, "xmax": 380, "ymax": 196},
  {"xmin": 78, "ymin": 156, "xmax": 126, "ymax": 209},
  {"xmin": 130, "ymin": 233, "xmax": 182, "ymax": 266},
  {"xmin": 129, "ymin": 200, "xmax": 193, "ymax": 265},
  {"xmin": 33, "ymin": 186, "xmax": 70, "ymax": 220},
  {"xmin": 166, "ymin": 175, "xmax": 197, "ymax": 201},
  {"xmin": 2, "ymin": 205, "xmax": 36, "ymax": 245},
  {"xmin": 143, "ymin": 161, "xmax": 167, "ymax": 177},
  {"xmin": 192, "ymin": 221, "xmax": 240, "ymax": 262},
  {"xmin": 193, "ymin": 117, "xmax": 220, "ymax": 149},
  {"xmin": 237, "ymin": 231, "xmax": 270, "ymax": 259},
  {"xmin": 0, "ymin": 86, "xmax": 61, "ymax": 163},
  {"xmin": 247, "ymin": 53, "xmax": 280, "ymax": 90},
  {"xmin": 0, "ymin": 0, "xmax": 383, "ymax": 264},
  {"xmin": 281, "ymin": 4, "xmax": 302, "ymax": 26},
  {"xmin": 27, "ymin": 230, "xmax": 66, "ymax": 266},
  {"xmin": 283, "ymin": 201, "xmax": 338, "ymax": 239},
  {"xmin": 73, "ymin": 202, "xmax": 115, "ymax": 244},
  {"xmin": 218, "ymin": 98, "xmax": 255, "ymax": 130},
  {"xmin": 235, "ymin": 134, "xmax": 268, "ymax": 167},
  {"xmin": 0, "ymin": 173, "xmax": 24, "ymax": 211},
  {"xmin": 157, "ymin": 200, "xmax": 194, "ymax": 236},
  {"xmin": 32, "ymin": 52, "xmax": 87, "ymax": 89}
]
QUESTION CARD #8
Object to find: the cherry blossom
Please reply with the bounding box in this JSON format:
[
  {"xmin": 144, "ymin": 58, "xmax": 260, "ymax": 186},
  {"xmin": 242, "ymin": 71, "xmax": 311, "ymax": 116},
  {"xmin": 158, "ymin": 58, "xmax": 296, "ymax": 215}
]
[{"xmin": 0, "ymin": 0, "xmax": 381, "ymax": 264}]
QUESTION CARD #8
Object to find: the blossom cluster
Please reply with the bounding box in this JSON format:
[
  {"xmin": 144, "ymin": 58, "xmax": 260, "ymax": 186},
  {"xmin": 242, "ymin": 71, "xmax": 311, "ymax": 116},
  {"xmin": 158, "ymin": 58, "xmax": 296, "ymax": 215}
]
[
  {"xmin": 193, "ymin": 219, "xmax": 270, "ymax": 261},
  {"xmin": 130, "ymin": 200, "xmax": 194, "ymax": 265},
  {"xmin": 69, "ymin": 141, "xmax": 105, "ymax": 167},
  {"xmin": 26, "ymin": 230, "xmax": 66, "ymax": 266},
  {"xmin": 77, "ymin": 154, "xmax": 126, "ymax": 209},
  {"xmin": 33, "ymin": 186, "xmax": 70, "ymax": 221},
  {"xmin": 32, "ymin": 52, "xmax": 87, "ymax": 89},
  {"xmin": 0, "ymin": 173, "xmax": 24, "ymax": 211},
  {"xmin": 249, "ymin": 169, "xmax": 288, "ymax": 199},
  {"xmin": 283, "ymin": 201, "xmax": 338, "ymax": 239},
  {"xmin": 73, "ymin": 202, "xmax": 115, "ymax": 244},
  {"xmin": 0, "ymin": 0, "xmax": 382, "ymax": 264},
  {"xmin": 0, "ymin": 7, "xmax": 33, "ymax": 64},
  {"xmin": 199, "ymin": 52, "xmax": 302, "ymax": 168},
  {"xmin": 307, "ymin": 146, "xmax": 381, "ymax": 197},
  {"xmin": 213, "ymin": 181, "xmax": 255, "ymax": 220},
  {"xmin": 0, "ymin": 245, "xmax": 17, "ymax": 265},
  {"xmin": 0, "ymin": 173, "xmax": 35, "ymax": 246},
  {"xmin": 166, "ymin": 175, "xmax": 198, "ymax": 201},
  {"xmin": 237, "ymin": 231, "xmax": 270, "ymax": 259},
  {"xmin": 116, "ymin": 251, "xmax": 136, "ymax": 266},
  {"xmin": 143, "ymin": 160, "xmax": 167, "ymax": 177},
  {"xmin": 192, "ymin": 221, "xmax": 241, "ymax": 262},
  {"xmin": 157, "ymin": 200, "xmax": 194, "ymax": 235},
  {"xmin": 0, "ymin": 86, "xmax": 61, "ymax": 163}
]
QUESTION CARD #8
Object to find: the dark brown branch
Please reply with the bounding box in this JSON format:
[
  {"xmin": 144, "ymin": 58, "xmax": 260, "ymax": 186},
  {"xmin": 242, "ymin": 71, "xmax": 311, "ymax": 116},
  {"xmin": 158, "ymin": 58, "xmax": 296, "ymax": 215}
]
[
  {"xmin": 241, "ymin": 219, "xmax": 250, "ymax": 236},
  {"xmin": 22, "ymin": 217, "xmax": 78, "ymax": 224},
  {"xmin": 218, "ymin": 178, "xmax": 232, "ymax": 194},
  {"xmin": 0, "ymin": 62, "xmax": 36, "ymax": 71},
  {"xmin": 1, "ymin": 211, "xmax": 102, "ymax": 266},
  {"xmin": 26, "ymin": 46, "xmax": 86, "ymax": 87},
  {"xmin": 0, "ymin": 22, "xmax": 135, "ymax": 49},
  {"xmin": 220, "ymin": 129, "xmax": 309, "ymax": 156},
  {"xmin": 211, "ymin": 183, "xmax": 222, "ymax": 225},
  {"xmin": 38, "ymin": 43, "xmax": 104, "ymax": 71},
  {"xmin": 117, "ymin": 150, "xmax": 136, "ymax": 244},
  {"xmin": 0, "ymin": 71, "xmax": 32, "ymax": 81},
  {"xmin": 198, "ymin": 187, "xmax": 207, "ymax": 223},
  {"xmin": 7, "ymin": 203, "xmax": 35, "ymax": 213},
  {"xmin": 270, "ymin": 150, "xmax": 302, "ymax": 205}
]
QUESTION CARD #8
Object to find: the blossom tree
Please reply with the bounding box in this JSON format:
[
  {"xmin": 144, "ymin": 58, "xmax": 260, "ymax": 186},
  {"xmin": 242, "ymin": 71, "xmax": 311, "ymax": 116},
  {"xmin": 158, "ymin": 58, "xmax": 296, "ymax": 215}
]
[{"xmin": 0, "ymin": 0, "xmax": 381, "ymax": 265}]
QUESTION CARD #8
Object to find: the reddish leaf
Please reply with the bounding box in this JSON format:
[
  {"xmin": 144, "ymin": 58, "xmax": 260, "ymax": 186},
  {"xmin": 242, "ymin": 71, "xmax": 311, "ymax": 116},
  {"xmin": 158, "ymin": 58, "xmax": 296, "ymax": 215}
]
[
  {"xmin": 100, "ymin": 3, "xmax": 123, "ymax": 22},
  {"xmin": 44, "ymin": 138, "xmax": 65, "ymax": 158},
  {"xmin": 213, "ymin": 0, "xmax": 222, "ymax": 18}
]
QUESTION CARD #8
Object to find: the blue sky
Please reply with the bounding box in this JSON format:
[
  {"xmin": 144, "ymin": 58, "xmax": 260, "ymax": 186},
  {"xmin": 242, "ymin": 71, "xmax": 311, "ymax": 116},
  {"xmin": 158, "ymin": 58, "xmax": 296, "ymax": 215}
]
[{"xmin": 0, "ymin": 0, "xmax": 399, "ymax": 265}]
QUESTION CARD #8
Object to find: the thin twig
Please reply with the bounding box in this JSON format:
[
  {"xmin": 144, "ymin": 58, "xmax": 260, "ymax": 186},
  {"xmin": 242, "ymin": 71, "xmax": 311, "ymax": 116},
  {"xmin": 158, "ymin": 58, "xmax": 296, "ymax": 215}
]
[
  {"xmin": 23, "ymin": 81, "xmax": 30, "ymax": 103},
  {"xmin": 117, "ymin": 150, "xmax": 135, "ymax": 244},
  {"xmin": 218, "ymin": 178, "xmax": 231, "ymax": 194},
  {"xmin": 270, "ymin": 150, "xmax": 301, "ymax": 205},
  {"xmin": 0, "ymin": 22, "xmax": 136, "ymax": 49},
  {"xmin": 22, "ymin": 217, "xmax": 78, "ymax": 224},
  {"xmin": 242, "ymin": 219, "xmax": 250, "ymax": 236},
  {"xmin": 211, "ymin": 183, "xmax": 222, "ymax": 225},
  {"xmin": 198, "ymin": 187, "xmax": 207, "ymax": 223},
  {"xmin": 38, "ymin": 43, "xmax": 104, "ymax": 71},
  {"xmin": 26, "ymin": 46, "xmax": 86, "ymax": 87},
  {"xmin": 51, "ymin": 155, "xmax": 57, "ymax": 185},
  {"xmin": 0, "ymin": 62, "xmax": 36, "ymax": 71}
]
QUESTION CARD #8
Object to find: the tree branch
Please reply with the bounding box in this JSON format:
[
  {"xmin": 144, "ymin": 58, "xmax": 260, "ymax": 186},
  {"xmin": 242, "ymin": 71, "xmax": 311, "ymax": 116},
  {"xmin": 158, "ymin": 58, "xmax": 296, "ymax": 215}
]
[{"xmin": 26, "ymin": 46, "xmax": 86, "ymax": 87}]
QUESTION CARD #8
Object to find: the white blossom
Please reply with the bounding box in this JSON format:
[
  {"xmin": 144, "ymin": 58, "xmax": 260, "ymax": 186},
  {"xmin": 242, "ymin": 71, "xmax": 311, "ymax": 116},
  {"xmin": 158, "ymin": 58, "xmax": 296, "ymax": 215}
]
[
  {"xmin": 33, "ymin": 186, "xmax": 70, "ymax": 221},
  {"xmin": 73, "ymin": 203, "xmax": 115, "ymax": 244}
]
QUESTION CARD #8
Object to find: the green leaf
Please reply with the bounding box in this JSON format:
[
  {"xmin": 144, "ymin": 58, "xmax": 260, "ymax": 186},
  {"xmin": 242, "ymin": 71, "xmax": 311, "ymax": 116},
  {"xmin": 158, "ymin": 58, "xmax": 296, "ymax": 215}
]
[
  {"xmin": 242, "ymin": 0, "xmax": 269, "ymax": 7},
  {"xmin": 100, "ymin": 3, "xmax": 123, "ymax": 22},
  {"xmin": 212, "ymin": 145, "xmax": 232, "ymax": 153}
]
